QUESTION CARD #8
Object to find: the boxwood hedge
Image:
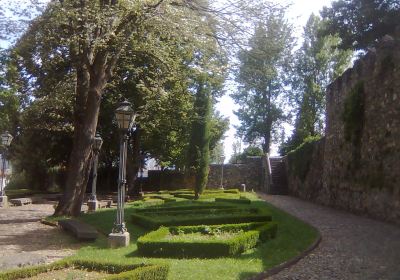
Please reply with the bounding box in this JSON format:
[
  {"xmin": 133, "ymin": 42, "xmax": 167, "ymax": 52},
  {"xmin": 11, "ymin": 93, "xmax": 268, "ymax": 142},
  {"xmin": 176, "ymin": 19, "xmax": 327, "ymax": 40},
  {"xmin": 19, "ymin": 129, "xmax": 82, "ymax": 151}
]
[
  {"xmin": 137, "ymin": 222, "xmax": 277, "ymax": 258},
  {"xmin": 215, "ymin": 197, "xmax": 252, "ymax": 204},
  {"xmin": 132, "ymin": 209, "xmax": 271, "ymax": 229},
  {"xmin": 0, "ymin": 259, "xmax": 169, "ymax": 280}
]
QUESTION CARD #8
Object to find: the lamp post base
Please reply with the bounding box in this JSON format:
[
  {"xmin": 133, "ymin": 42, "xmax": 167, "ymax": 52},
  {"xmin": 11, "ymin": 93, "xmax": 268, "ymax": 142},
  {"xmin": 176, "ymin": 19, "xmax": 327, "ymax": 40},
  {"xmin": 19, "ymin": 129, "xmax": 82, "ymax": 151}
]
[
  {"xmin": 108, "ymin": 232, "xmax": 130, "ymax": 248},
  {"xmin": 87, "ymin": 200, "xmax": 99, "ymax": 212},
  {"xmin": 0, "ymin": 196, "xmax": 8, "ymax": 207}
]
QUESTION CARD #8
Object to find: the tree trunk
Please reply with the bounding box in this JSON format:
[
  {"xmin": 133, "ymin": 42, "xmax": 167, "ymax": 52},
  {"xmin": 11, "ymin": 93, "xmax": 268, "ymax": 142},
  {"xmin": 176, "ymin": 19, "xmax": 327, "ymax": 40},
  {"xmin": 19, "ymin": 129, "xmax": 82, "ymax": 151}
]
[
  {"xmin": 262, "ymin": 120, "xmax": 272, "ymax": 154},
  {"xmin": 54, "ymin": 65, "xmax": 106, "ymax": 216},
  {"xmin": 126, "ymin": 127, "xmax": 141, "ymax": 195}
]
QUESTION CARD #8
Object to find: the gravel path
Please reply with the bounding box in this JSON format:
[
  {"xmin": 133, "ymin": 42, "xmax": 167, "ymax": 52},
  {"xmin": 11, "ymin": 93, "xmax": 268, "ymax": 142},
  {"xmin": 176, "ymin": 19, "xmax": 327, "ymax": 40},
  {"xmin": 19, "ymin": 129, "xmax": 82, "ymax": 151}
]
[
  {"xmin": 258, "ymin": 194, "xmax": 400, "ymax": 280},
  {"xmin": 0, "ymin": 203, "xmax": 80, "ymax": 271}
]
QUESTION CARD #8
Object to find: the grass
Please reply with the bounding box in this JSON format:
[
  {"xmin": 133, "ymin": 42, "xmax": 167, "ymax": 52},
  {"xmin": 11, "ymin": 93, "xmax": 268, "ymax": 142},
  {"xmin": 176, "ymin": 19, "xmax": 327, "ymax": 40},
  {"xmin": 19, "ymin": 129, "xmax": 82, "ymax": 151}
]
[{"xmin": 65, "ymin": 192, "xmax": 319, "ymax": 280}]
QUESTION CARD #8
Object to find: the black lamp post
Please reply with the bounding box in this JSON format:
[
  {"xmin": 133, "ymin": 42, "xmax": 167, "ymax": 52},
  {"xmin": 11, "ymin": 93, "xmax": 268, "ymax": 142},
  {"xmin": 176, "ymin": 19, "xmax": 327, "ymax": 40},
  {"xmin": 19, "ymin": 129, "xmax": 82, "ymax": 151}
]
[
  {"xmin": 219, "ymin": 155, "xmax": 225, "ymax": 189},
  {"xmin": 0, "ymin": 131, "xmax": 13, "ymax": 207},
  {"xmin": 108, "ymin": 100, "xmax": 135, "ymax": 248},
  {"xmin": 88, "ymin": 133, "xmax": 103, "ymax": 211}
]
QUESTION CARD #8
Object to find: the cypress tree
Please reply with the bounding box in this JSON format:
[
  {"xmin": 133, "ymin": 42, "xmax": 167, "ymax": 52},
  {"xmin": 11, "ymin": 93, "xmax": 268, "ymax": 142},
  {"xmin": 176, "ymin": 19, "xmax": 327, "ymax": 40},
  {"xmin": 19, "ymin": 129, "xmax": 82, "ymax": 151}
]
[{"xmin": 187, "ymin": 75, "xmax": 212, "ymax": 199}]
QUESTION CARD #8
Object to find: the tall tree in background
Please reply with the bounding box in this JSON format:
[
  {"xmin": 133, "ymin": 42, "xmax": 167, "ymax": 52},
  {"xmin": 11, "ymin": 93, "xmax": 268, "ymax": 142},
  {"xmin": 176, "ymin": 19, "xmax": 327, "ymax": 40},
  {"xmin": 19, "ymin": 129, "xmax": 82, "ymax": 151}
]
[
  {"xmin": 232, "ymin": 9, "xmax": 294, "ymax": 153},
  {"xmin": 281, "ymin": 14, "xmax": 352, "ymax": 154},
  {"xmin": 320, "ymin": 0, "xmax": 400, "ymax": 50}
]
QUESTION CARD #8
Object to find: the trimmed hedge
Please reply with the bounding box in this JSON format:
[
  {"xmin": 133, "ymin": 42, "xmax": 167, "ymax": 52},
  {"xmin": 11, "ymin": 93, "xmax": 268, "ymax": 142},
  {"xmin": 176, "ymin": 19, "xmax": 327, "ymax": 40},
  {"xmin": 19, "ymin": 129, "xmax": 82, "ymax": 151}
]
[
  {"xmin": 105, "ymin": 265, "xmax": 169, "ymax": 280},
  {"xmin": 145, "ymin": 195, "xmax": 177, "ymax": 203},
  {"xmin": 0, "ymin": 259, "xmax": 169, "ymax": 280},
  {"xmin": 135, "ymin": 204, "xmax": 234, "ymax": 213},
  {"xmin": 173, "ymin": 193, "xmax": 239, "ymax": 200},
  {"xmin": 137, "ymin": 207, "xmax": 258, "ymax": 216},
  {"xmin": 137, "ymin": 222, "xmax": 277, "ymax": 258},
  {"xmin": 215, "ymin": 198, "xmax": 251, "ymax": 204},
  {"xmin": 132, "ymin": 209, "xmax": 271, "ymax": 229}
]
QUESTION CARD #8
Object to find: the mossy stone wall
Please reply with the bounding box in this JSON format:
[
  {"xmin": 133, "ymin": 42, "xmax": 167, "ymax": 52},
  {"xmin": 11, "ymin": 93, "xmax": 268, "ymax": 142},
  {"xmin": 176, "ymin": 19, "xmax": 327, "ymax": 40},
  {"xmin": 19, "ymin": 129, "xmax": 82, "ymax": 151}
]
[{"xmin": 287, "ymin": 38, "xmax": 400, "ymax": 224}]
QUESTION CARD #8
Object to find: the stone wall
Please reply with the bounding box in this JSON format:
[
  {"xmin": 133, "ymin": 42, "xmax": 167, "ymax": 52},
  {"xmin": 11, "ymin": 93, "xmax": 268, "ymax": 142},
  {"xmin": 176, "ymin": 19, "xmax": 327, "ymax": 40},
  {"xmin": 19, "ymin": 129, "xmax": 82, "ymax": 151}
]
[
  {"xmin": 286, "ymin": 38, "xmax": 400, "ymax": 224},
  {"xmin": 286, "ymin": 138, "xmax": 325, "ymax": 200},
  {"xmin": 142, "ymin": 156, "xmax": 269, "ymax": 192},
  {"xmin": 207, "ymin": 156, "xmax": 267, "ymax": 191}
]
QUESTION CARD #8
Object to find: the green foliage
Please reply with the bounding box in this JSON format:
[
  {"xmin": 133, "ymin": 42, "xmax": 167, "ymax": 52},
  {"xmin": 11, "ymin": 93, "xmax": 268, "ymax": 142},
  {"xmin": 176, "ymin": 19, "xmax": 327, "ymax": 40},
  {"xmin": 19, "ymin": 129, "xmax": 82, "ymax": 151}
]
[
  {"xmin": 137, "ymin": 222, "xmax": 277, "ymax": 258},
  {"xmin": 104, "ymin": 265, "xmax": 169, "ymax": 280},
  {"xmin": 215, "ymin": 198, "xmax": 252, "ymax": 204},
  {"xmin": 0, "ymin": 259, "xmax": 169, "ymax": 280},
  {"xmin": 67, "ymin": 193, "xmax": 318, "ymax": 280},
  {"xmin": 135, "ymin": 202, "xmax": 234, "ymax": 213},
  {"xmin": 342, "ymin": 81, "xmax": 365, "ymax": 167},
  {"xmin": 320, "ymin": 0, "xmax": 400, "ymax": 50},
  {"xmin": 187, "ymin": 75, "xmax": 213, "ymax": 197},
  {"xmin": 282, "ymin": 14, "xmax": 352, "ymax": 155},
  {"xmin": 229, "ymin": 146, "xmax": 264, "ymax": 164},
  {"xmin": 232, "ymin": 8, "xmax": 294, "ymax": 152},
  {"xmin": 287, "ymin": 136, "xmax": 322, "ymax": 182}
]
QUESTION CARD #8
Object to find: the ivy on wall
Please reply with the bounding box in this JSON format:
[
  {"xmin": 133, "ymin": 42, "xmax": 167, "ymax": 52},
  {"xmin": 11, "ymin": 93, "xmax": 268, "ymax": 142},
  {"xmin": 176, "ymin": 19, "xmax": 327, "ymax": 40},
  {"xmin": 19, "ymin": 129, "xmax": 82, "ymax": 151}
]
[
  {"xmin": 342, "ymin": 81, "xmax": 365, "ymax": 168},
  {"xmin": 287, "ymin": 136, "xmax": 322, "ymax": 182}
]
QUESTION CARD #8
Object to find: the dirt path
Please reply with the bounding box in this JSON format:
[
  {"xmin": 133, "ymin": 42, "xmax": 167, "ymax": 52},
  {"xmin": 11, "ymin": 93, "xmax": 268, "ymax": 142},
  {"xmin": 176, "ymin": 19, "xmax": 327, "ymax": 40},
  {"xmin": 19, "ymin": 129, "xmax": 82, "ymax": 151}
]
[
  {"xmin": 259, "ymin": 194, "xmax": 400, "ymax": 280},
  {"xmin": 0, "ymin": 203, "xmax": 80, "ymax": 271}
]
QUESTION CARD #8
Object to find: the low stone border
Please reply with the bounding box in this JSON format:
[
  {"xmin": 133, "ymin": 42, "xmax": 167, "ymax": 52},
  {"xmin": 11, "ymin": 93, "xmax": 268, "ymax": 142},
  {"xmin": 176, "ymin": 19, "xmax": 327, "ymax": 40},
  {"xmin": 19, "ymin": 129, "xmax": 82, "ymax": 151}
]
[{"xmin": 250, "ymin": 194, "xmax": 322, "ymax": 279}]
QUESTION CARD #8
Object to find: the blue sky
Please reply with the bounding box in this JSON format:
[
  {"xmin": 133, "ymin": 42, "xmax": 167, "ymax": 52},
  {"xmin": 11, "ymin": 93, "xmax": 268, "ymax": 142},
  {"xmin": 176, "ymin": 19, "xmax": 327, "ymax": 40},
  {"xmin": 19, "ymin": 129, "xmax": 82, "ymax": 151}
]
[{"xmin": 216, "ymin": 0, "xmax": 334, "ymax": 161}]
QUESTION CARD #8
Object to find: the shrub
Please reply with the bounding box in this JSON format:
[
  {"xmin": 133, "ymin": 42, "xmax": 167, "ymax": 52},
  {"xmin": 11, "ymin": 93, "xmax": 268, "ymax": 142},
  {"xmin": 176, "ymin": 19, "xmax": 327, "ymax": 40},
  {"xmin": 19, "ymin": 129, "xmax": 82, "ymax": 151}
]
[
  {"xmin": 137, "ymin": 222, "xmax": 277, "ymax": 258},
  {"xmin": 215, "ymin": 198, "xmax": 251, "ymax": 204},
  {"xmin": 135, "ymin": 204, "xmax": 234, "ymax": 213},
  {"xmin": 132, "ymin": 209, "xmax": 271, "ymax": 229},
  {"xmin": 173, "ymin": 193, "xmax": 239, "ymax": 200},
  {"xmin": 0, "ymin": 260, "xmax": 169, "ymax": 280},
  {"xmin": 105, "ymin": 265, "xmax": 169, "ymax": 280}
]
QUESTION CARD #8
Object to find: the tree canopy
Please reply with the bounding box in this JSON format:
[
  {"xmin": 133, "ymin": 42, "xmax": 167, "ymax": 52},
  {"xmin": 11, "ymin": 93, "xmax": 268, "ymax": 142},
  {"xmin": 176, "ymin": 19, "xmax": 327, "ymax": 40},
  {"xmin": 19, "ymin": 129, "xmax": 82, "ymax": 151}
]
[
  {"xmin": 320, "ymin": 0, "xmax": 400, "ymax": 50},
  {"xmin": 232, "ymin": 8, "xmax": 294, "ymax": 153},
  {"xmin": 281, "ymin": 14, "xmax": 352, "ymax": 154}
]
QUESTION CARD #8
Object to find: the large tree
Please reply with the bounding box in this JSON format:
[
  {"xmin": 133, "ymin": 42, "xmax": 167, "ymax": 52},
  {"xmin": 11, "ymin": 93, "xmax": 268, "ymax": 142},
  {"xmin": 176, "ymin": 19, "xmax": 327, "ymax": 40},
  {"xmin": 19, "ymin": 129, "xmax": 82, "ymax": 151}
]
[
  {"xmin": 281, "ymin": 14, "xmax": 352, "ymax": 154},
  {"xmin": 232, "ymin": 9, "xmax": 294, "ymax": 153},
  {"xmin": 320, "ymin": 0, "xmax": 400, "ymax": 50},
  {"xmin": 5, "ymin": 0, "xmax": 277, "ymax": 216},
  {"xmin": 8, "ymin": 0, "xmax": 209, "ymax": 216}
]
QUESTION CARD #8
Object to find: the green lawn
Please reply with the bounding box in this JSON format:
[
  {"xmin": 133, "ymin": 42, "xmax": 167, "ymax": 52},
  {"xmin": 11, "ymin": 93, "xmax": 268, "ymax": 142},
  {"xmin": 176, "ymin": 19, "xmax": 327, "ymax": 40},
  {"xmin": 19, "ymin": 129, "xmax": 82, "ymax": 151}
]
[{"xmin": 66, "ymin": 192, "xmax": 318, "ymax": 280}]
